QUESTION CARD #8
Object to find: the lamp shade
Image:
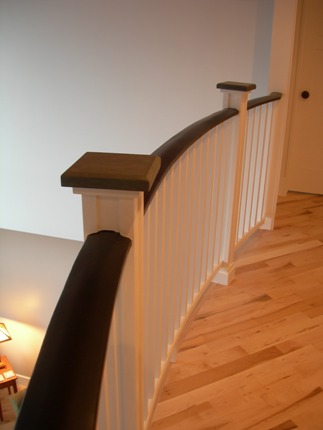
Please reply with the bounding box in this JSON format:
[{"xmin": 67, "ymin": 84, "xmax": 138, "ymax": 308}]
[{"xmin": 0, "ymin": 322, "xmax": 11, "ymax": 343}]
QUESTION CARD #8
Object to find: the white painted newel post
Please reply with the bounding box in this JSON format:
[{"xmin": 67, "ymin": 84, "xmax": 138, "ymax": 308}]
[
  {"xmin": 79, "ymin": 188, "xmax": 144, "ymax": 430},
  {"xmin": 61, "ymin": 152, "xmax": 161, "ymax": 430},
  {"xmin": 213, "ymin": 81, "xmax": 256, "ymax": 285}
]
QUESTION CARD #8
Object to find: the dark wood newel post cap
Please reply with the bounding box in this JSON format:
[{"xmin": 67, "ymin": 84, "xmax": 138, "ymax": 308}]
[
  {"xmin": 61, "ymin": 152, "xmax": 161, "ymax": 192},
  {"xmin": 217, "ymin": 81, "xmax": 256, "ymax": 92}
]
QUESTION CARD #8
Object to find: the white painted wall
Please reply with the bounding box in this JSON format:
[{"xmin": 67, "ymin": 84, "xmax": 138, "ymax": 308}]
[
  {"xmin": 252, "ymin": 0, "xmax": 275, "ymax": 95},
  {"xmin": 0, "ymin": 0, "xmax": 277, "ymax": 378},
  {"xmin": 0, "ymin": 0, "xmax": 274, "ymax": 241},
  {"xmin": 0, "ymin": 229, "xmax": 82, "ymax": 377}
]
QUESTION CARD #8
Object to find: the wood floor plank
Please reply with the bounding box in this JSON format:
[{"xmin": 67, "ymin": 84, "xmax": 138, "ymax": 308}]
[
  {"xmin": 235, "ymin": 240, "xmax": 323, "ymax": 268},
  {"xmin": 267, "ymin": 420, "xmax": 299, "ymax": 430},
  {"xmin": 151, "ymin": 193, "xmax": 323, "ymax": 429},
  {"xmin": 190, "ymin": 294, "xmax": 303, "ymax": 339},
  {"xmin": 160, "ymin": 346, "xmax": 284, "ymax": 402},
  {"xmin": 166, "ymin": 345, "xmax": 248, "ymax": 382},
  {"xmin": 246, "ymin": 389, "xmax": 323, "ymax": 430},
  {"xmin": 153, "ymin": 346, "xmax": 323, "ymax": 428}
]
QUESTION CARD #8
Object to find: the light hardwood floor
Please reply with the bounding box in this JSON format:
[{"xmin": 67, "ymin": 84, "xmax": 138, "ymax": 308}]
[
  {"xmin": 151, "ymin": 192, "xmax": 323, "ymax": 430},
  {"xmin": 0, "ymin": 387, "xmax": 18, "ymax": 429}
]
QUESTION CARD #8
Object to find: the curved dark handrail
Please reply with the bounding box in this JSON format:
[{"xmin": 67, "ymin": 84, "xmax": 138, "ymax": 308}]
[
  {"xmin": 247, "ymin": 92, "xmax": 283, "ymax": 110},
  {"xmin": 144, "ymin": 107, "xmax": 238, "ymax": 210},
  {"xmin": 15, "ymin": 231, "xmax": 131, "ymax": 430}
]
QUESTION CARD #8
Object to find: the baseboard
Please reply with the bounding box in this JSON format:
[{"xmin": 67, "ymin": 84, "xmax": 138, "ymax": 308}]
[
  {"xmin": 16, "ymin": 373, "xmax": 30, "ymax": 388},
  {"xmin": 213, "ymin": 263, "xmax": 236, "ymax": 285},
  {"xmin": 260, "ymin": 216, "xmax": 275, "ymax": 231}
]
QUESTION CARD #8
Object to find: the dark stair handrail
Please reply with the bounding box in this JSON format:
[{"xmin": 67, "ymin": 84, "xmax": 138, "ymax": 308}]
[{"xmin": 15, "ymin": 231, "xmax": 131, "ymax": 430}]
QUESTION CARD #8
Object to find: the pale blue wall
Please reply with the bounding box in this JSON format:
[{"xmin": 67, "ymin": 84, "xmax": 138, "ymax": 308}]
[
  {"xmin": 0, "ymin": 0, "xmax": 275, "ymax": 377},
  {"xmin": 0, "ymin": 0, "xmax": 274, "ymax": 241}
]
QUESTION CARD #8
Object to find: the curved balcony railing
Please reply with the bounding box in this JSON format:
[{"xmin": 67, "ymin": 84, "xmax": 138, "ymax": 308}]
[{"xmin": 16, "ymin": 82, "xmax": 283, "ymax": 430}]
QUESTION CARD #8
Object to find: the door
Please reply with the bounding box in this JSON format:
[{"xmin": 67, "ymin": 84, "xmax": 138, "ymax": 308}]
[{"xmin": 286, "ymin": 0, "xmax": 323, "ymax": 194}]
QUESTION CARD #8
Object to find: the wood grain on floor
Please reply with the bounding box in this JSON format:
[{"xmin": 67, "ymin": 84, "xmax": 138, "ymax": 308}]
[{"xmin": 151, "ymin": 193, "xmax": 323, "ymax": 430}]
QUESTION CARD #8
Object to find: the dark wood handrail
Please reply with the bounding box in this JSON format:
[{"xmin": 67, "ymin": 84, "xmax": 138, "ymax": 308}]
[
  {"xmin": 61, "ymin": 152, "xmax": 161, "ymax": 192},
  {"xmin": 247, "ymin": 92, "xmax": 283, "ymax": 110},
  {"xmin": 15, "ymin": 231, "xmax": 131, "ymax": 430},
  {"xmin": 144, "ymin": 107, "xmax": 238, "ymax": 210}
]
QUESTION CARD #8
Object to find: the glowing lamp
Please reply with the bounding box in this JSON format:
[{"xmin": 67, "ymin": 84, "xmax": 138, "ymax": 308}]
[{"xmin": 0, "ymin": 322, "xmax": 12, "ymax": 369}]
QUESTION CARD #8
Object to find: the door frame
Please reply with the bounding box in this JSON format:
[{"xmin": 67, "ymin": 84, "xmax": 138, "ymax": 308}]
[
  {"xmin": 268, "ymin": 0, "xmax": 302, "ymax": 196},
  {"xmin": 279, "ymin": 0, "xmax": 311, "ymax": 195}
]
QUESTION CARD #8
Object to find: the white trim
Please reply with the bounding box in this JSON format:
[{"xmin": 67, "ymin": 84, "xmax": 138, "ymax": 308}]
[
  {"xmin": 213, "ymin": 263, "xmax": 236, "ymax": 286},
  {"xmin": 16, "ymin": 373, "xmax": 30, "ymax": 388},
  {"xmin": 269, "ymin": 0, "xmax": 300, "ymax": 195}
]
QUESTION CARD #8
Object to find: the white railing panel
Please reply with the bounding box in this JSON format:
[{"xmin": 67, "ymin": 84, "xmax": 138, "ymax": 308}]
[
  {"xmin": 96, "ymin": 312, "xmax": 121, "ymax": 430},
  {"xmin": 236, "ymin": 101, "xmax": 276, "ymax": 249},
  {"xmin": 68, "ymin": 86, "xmax": 283, "ymax": 430},
  {"xmin": 250, "ymin": 106, "xmax": 265, "ymax": 228},
  {"xmin": 151, "ymin": 194, "xmax": 160, "ymax": 386},
  {"xmin": 143, "ymin": 199, "xmax": 157, "ymax": 405},
  {"xmin": 257, "ymin": 103, "xmax": 273, "ymax": 223},
  {"xmin": 237, "ymin": 109, "xmax": 254, "ymax": 243},
  {"xmin": 173, "ymin": 153, "xmax": 187, "ymax": 332},
  {"xmin": 210, "ymin": 124, "xmax": 226, "ymax": 268},
  {"xmin": 192, "ymin": 138, "xmax": 206, "ymax": 297},
  {"xmin": 244, "ymin": 108, "xmax": 260, "ymax": 237},
  {"xmin": 187, "ymin": 143, "xmax": 200, "ymax": 306},
  {"xmin": 142, "ymin": 114, "xmax": 241, "ymax": 423},
  {"xmin": 200, "ymin": 131, "xmax": 214, "ymax": 284},
  {"xmin": 101, "ymin": 311, "xmax": 123, "ymax": 430},
  {"xmin": 261, "ymin": 99, "xmax": 284, "ymax": 230},
  {"xmin": 164, "ymin": 168, "xmax": 176, "ymax": 348}
]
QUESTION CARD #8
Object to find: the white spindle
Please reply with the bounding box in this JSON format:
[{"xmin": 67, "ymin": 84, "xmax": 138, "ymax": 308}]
[
  {"xmin": 255, "ymin": 105, "xmax": 268, "ymax": 224},
  {"xmin": 173, "ymin": 158, "xmax": 183, "ymax": 333},
  {"xmin": 235, "ymin": 99, "xmax": 278, "ymax": 249},
  {"xmin": 258, "ymin": 103, "xmax": 273, "ymax": 224},
  {"xmin": 206, "ymin": 128, "xmax": 218, "ymax": 276},
  {"xmin": 192, "ymin": 138, "xmax": 204, "ymax": 297},
  {"xmin": 165, "ymin": 167, "xmax": 175, "ymax": 347},
  {"xmin": 256, "ymin": 105, "xmax": 268, "ymax": 222},
  {"xmin": 261, "ymin": 99, "xmax": 283, "ymax": 230},
  {"xmin": 177, "ymin": 149, "xmax": 190, "ymax": 326},
  {"xmin": 202, "ymin": 131, "xmax": 214, "ymax": 282},
  {"xmin": 251, "ymin": 106, "xmax": 264, "ymax": 227},
  {"xmin": 237, "ymin": 110, "xmax": 253, "ymax": 243},
  {"xmin": 211, "ymin": 123, "xmax": 225, "ymax": 269}
]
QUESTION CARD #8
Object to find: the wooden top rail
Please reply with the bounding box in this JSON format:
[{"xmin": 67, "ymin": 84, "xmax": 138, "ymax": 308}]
[
  {"xmin": 60, "ymin": 109, "xmax": 238, "ymax": 211},
  {"xmin": 216, "ymin": 81, "xmax": 257, "ymax": 92},
  {"xmin": 15, "ymin": 231, "xmax": 131, "ymax": 430},
  {"xmin": 60, "ymin": 83, "xmax": 281, "ymax": 213},
  {"xmin": 60, "ymin": 91, "xmax": 282, "ymax": 211},
  {"xmin": 61, "ymin": 152, "xmax": 161, "ymax": 192},
  {"xmin": 144, "ymin": 107, "xmax": 238, "ymax": 209},
  {"xmin": 247, "ymin": 92, "xmax": 283, "ymax": 110},
  {"xmin": 216, "ymin": 81, "xmax": 282, "ymax": 110}
]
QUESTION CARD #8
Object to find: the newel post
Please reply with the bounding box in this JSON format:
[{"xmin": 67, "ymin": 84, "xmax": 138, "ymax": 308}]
[
  {"xmin": 61, "ymin": 152, "xmax": 160, "ymax": 430},
  {"xmin": 214, "ymin": 81, "xmax": 256, "ymax": 285}
]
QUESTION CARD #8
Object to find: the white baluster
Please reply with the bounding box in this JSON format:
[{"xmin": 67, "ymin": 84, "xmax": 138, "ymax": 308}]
[{"xmin": 213, "ymin": 82, "xmax": 256, "ymax": 285}]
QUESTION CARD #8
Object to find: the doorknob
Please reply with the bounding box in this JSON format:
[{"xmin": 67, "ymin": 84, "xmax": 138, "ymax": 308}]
[{"xmin": 301, "ymin": 90, "xmax": 310, "ymax": 99}]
